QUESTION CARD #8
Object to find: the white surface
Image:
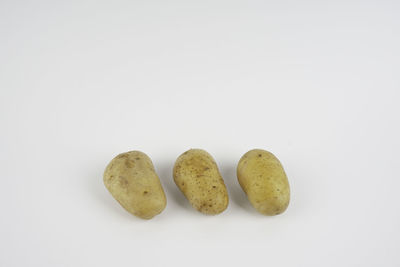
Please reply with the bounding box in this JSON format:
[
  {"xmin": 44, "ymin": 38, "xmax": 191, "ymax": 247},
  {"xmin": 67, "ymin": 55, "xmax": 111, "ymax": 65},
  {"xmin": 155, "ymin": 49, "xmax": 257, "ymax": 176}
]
[{"xmin": 1, "ymin": 1, "xmax": 399, "ymax": 266}]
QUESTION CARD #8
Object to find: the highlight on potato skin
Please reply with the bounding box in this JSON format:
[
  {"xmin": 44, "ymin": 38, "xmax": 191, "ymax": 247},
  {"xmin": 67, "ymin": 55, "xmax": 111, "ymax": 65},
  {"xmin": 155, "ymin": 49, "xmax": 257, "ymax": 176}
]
[
  {"xmin": 237, "ymin": 149, "xmax": 290, "ymax": 215},
  {"xmin": 173, "ymin": 149, "xmax": 229, "ymax": 215},
  {"xmin": 103, "ymin": 151, "xmax": 167, "ymax": 219}
]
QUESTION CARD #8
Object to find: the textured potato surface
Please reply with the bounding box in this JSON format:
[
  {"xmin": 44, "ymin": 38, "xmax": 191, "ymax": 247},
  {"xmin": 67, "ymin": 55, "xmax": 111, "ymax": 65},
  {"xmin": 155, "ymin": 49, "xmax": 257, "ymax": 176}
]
[
  {"xmin": 103, "ymin": 151, "xmax": 166, "ymax": 219},
  {"xmin": 173, "ymin": 149, "xmax": 229, "ymax": 215}
]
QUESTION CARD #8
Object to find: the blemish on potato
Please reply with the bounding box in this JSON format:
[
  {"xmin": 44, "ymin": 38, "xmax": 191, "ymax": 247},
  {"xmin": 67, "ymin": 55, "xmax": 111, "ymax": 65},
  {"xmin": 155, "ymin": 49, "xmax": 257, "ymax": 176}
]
[
  {"xmin": 119, "ymin": 176, "xmax": 129, "ymax": 187},
  {"xmin": 125, "ymin": 159, "xmax": 135, "ymax": 168}
]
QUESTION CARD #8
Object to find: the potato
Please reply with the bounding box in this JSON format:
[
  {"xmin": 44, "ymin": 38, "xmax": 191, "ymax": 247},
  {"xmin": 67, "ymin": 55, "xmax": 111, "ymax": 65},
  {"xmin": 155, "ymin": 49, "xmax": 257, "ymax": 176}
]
[
  {"xmin": 173, "ymin": 149, "xmax": 229, "ymax": 215},
  {"xmin": 237, "ymin": 149, "xmax": 290, "ymax": 215},
  {"xmin": 103, "ymin": 151, "xmax": 166, "ymax": 219}
]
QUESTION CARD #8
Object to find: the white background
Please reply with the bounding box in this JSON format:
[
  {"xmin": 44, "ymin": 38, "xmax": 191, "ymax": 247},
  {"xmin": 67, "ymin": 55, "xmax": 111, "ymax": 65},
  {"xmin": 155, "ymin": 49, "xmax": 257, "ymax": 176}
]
[{"xmin": 1, "ymin": 0, "xmax": 399, "ymax": 266}]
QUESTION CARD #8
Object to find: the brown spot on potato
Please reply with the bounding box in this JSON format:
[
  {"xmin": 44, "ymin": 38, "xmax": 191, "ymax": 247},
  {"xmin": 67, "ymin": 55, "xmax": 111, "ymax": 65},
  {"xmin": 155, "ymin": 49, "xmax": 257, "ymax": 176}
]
[
  {"xmin": 119, "ymin": 176, "xmax": 129, "ymax": 188},
  {"xmin": 125, "ymin": 159, "xmax": 135, "ymax": 168}
]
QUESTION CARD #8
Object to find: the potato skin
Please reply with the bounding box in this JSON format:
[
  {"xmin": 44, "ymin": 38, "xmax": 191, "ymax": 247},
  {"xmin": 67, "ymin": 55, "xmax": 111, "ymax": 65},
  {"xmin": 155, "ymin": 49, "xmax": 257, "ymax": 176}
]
[
  {"xmin": 103, "ymin": 151, "xmax": 166, "ymax": 219},
  {"xmin": 173, "ymin": 149, "xmax": 229, "ymax": 215},
  {"xmin": 237, "ymin": 149, "xmax": 290, "ymax": 215}
]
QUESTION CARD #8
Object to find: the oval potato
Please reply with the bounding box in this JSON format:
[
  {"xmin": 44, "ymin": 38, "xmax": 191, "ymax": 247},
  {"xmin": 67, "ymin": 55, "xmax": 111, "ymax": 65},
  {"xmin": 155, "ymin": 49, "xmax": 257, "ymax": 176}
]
[
  {"xmin": 173, "ymin": 149, "xmax": 229, "ymax": 215},
  {"xmin": 237, "ymin": 149, "xmax": 290, "ymax": 215},
  {"xmin": 103, "ymin": 151, "xmax": 166, "ymax": 219}
]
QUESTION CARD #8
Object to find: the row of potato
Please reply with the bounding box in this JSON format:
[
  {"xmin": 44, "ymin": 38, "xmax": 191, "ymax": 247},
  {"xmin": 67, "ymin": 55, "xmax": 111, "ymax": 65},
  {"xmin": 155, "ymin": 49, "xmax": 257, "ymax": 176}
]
[{"xmin": 103, "ymin": 149, "xmax": 290, "ymax": 219}]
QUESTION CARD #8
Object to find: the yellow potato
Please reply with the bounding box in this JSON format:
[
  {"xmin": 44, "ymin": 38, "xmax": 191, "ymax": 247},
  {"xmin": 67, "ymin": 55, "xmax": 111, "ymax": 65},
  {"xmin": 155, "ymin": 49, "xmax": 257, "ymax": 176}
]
[
  {"xmin": 173, "ymin": 149, "xmax": 229, "ymax": 215},
  {"xmin": 237, "ymin": 149, "xmax": 290, "ymax": 215},
  {"xmin": 103, "ymin": 151, "xmax": 166, "ymax": 219}
]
